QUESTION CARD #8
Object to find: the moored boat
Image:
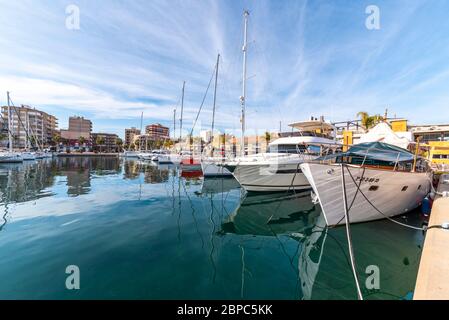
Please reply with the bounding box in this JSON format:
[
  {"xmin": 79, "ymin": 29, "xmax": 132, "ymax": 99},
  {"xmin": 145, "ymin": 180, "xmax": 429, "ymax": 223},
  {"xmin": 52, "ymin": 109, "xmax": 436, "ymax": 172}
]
[
  {"xmin": 233, "ymin": 120, "xmax": 340, "ymax": 192},
  {"xmin": 300, "ymin": 142, "xmax": 431, "ymax": 226},
  {"xmin": 0, "ymin": 152, "xmax": 23, "ymax": 163},
  {"xmin": 21, "ymin": 152, "xmax": 36, "ymax": 161}
]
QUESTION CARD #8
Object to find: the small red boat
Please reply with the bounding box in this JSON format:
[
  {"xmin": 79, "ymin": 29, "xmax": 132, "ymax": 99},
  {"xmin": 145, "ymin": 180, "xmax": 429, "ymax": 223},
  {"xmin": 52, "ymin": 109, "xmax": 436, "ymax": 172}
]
[{"xmin": 180, "ymin": 158, "xmax": 203, "ymax": 178}]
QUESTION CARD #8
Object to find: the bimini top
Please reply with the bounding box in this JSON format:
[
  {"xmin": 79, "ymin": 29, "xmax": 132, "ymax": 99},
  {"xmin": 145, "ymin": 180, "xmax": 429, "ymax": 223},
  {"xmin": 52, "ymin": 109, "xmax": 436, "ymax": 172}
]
[
  {"xmin": 320, "ymin": 141, "xmax": 415, "ymax": 163},
  {"xmin": 269, "ymin": 135, "xmax": 339, "ymax": 146},
  {"xmin": 288, "ymin": 120, "xmax": 336, "ymax": 132}
]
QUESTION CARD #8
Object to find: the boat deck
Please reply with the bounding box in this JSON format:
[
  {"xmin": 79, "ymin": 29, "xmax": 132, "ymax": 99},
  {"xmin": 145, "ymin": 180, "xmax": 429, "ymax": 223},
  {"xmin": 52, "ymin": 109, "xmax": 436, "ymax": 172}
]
[{"xmin": 414, "ymin": 174, "xmax": 449, "ymax": 299}]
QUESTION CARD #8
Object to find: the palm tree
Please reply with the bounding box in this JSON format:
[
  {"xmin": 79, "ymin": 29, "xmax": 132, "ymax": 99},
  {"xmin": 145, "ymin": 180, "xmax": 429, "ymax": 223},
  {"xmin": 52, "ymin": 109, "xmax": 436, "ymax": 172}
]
[
  {"xmin": 96, "ymin": 135, "xmax": 105, "ymax": 153},
  {"xmin": 163, "ymin": 140, "xmax": 174, "ymax": 149},
  {"xmin": 264, "ymin": 131, "xmax": 271, "ymax": 145},
  {"xmin": 357, "ymin": 111, "xmax": 382, "ymax": 131},
  {"xmin": 115, "ymin": 138, "xmax": 123, "ymax": 152},
  {"xmin": 79, "ymin": 136, "xmax": 86, "ymax": 146}
]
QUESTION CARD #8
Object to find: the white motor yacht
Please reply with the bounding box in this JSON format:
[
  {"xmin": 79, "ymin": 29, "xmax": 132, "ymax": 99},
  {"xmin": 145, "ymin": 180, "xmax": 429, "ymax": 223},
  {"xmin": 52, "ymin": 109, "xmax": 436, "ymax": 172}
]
[
  {"xmin": 233, "ymin": 120, "xmax": 340, "ymax": 192},
  {"xmin": 300, "ymin": 141, "xmax": 431, "ymax": 226}
]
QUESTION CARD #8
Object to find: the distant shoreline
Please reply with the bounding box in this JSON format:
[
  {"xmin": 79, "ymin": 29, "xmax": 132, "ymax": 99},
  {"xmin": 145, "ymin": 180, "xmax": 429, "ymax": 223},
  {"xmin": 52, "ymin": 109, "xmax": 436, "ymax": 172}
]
[{"xmin": 57, "ymin": 152, "xmax": 119, "ymax": 157}]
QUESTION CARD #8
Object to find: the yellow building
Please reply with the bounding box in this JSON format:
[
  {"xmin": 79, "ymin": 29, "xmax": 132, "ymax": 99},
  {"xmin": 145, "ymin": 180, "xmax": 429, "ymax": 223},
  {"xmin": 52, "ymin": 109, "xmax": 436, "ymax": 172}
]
[{"xmin": 428, "ymin": 141, "xmax": 449, "ymax": 165}]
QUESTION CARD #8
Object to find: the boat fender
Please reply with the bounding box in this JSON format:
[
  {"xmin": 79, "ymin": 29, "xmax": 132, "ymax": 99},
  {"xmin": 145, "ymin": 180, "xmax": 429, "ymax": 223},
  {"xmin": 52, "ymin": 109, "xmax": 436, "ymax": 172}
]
[{"xmin": 421, "ymin": 197, "xmax": 432, "ymax": 216}]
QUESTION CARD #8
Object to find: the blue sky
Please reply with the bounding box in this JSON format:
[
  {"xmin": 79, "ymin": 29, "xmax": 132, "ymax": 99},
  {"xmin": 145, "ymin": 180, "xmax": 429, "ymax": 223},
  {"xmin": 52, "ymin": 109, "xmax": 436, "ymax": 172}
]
[{"xmin": 1, "ymin": 0, "xmax": 449, "ymax": 139}]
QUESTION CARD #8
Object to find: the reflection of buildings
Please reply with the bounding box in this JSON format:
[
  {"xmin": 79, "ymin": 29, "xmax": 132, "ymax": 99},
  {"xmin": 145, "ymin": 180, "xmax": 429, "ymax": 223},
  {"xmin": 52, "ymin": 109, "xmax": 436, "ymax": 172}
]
[
  {"xmin": 144, "ymin": 165, "xmax": 169, "ymax": 184},
  {"xmin": 122, "ymin": 160, "xmax": 170, "ymax": 184},
  {"xmin": 56, "ymin": 157, "xmax": 120, "ymax": 196},
  {"xmin": 0, "ymin": 160, "xmax": 56, "ymax": 203},
  {"xmin": 123, "ymin": 160, "xmax": 141, "ymax": 180}
]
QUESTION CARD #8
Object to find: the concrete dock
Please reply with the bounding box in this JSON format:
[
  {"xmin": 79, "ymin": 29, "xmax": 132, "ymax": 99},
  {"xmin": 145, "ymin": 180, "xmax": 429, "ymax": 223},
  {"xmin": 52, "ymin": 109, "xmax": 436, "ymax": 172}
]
[{"xmin": 414, "ymin": 173, "xmax": 449, "ymax": 300}]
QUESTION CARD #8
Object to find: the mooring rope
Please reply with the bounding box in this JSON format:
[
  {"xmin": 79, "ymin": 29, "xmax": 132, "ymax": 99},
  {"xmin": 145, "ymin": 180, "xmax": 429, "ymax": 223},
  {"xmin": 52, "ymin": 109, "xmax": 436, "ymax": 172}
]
[{"xmin": 341, "ymin": 164, "xmax": 364, "ymax": 300}]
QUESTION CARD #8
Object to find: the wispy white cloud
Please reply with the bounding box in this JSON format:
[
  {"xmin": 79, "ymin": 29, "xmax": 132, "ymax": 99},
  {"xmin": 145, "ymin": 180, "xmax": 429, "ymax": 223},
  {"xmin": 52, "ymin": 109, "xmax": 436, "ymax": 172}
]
[{"xmin": 1, "ymin": 0, "xmax": 449, "ymax": 137}]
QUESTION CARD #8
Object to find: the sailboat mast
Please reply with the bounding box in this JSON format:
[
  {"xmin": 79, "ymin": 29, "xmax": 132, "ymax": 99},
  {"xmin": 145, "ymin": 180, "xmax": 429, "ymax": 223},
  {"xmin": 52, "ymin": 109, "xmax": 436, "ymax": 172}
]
[
  {"xmin": 6, "ymin": 92, "xmax": 12, "ymax": 152},
  {"xmin": 240, "ymin": 10, "xmax": 249, "ymax": 157},
  {"xmin": 26, "ymin": 113, "xmax": 30, "ymax": 150},
  {"xmin": 179, "ymin": 81, "xmax": 185, "ymax": 142},
  {"xmin": 140, "ymin": 111, "xmax": 143, "ymax": 152},
  {"xmin": 173, "ymin": 108, "xmax": 176, "ymax": 141},
  {"xmin": 211, "ymin": 54, "xmax": 220, "ymax": 144}
]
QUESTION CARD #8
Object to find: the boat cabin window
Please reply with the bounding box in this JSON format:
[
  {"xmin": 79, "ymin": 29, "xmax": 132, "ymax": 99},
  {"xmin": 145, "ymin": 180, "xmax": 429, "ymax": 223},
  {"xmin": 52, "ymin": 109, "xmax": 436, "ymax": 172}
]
[{"xmin": 268, "ymin": 144, "xmax": 307, "ymax": 154}]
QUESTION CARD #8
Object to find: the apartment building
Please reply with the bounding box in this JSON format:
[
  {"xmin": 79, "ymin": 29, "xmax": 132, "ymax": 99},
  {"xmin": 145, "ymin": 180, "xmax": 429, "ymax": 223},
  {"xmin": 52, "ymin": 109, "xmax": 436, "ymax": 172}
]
[
  {"xmin": 125, "ymin": 127, "xmax": 141, "ymax": 146},
  {"xmin": 145, "ymin": 123, "xmax": 170, "ymax": 140},
  {"xmin": 60, "ymin": 116, "xmax": 92, "ymax": 141},
  {"xmin": 1, "ymin": 104, "xmax": 58, "ymax": 149}
]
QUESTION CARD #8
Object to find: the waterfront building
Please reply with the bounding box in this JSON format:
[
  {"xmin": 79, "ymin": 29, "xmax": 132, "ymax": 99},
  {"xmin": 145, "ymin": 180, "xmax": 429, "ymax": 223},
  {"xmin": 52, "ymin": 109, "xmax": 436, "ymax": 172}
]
[
  {"xmin": 91, "ymin": 133, "xmax": 120, "ymax": 152},
  {"xmin": 1, "ymin": 104, "xmax": 58, "ymax": 149},
  {"xmin": 409, "ymin": 123, "xmax": 449, "ymax": 143},
  {"xmin": 200, "ymin": 130, "xmax": 212, "ymax": 143},
  {"xmin": 60, "ymin": 116, "xmax": 92, "ymax": 141},
  {"xmin": 125, "ymin": 127, "xmax": 141, "ymax": 146},
  {"xmin": 145, "ymin": 123, "xmax": 169, "ymax": 140}
]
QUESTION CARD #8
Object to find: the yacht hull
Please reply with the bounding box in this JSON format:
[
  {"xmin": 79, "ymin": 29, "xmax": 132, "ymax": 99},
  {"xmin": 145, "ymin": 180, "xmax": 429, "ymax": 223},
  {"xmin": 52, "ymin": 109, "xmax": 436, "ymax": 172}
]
[
  {"xmin": 21, "ymin": 152, "xmax": 36, "ymax": 161},
  {"xmin": 300, "ymin": 163, "xmax": 431, "ymax": 226},
  {"xmin": 123, "ymin": 151, "xmax": 139, "ymax": 158},
  {"xmin": 0, "ymin": 153, "xmax": 23, "ymax": 163},
  {"xmin": 233, "ymin": 163, "xmax": 310, "ymax": 192},
  {"xmin": 201, "ymin": 161, "xmax": 233, "ymax": 177}
]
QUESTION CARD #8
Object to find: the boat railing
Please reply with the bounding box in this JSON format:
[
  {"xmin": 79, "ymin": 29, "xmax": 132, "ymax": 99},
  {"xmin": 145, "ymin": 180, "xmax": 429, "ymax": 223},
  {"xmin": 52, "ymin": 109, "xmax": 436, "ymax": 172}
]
[{"xmin": 309, "ymin": 143, "xmax": 430, "ymax": 173}]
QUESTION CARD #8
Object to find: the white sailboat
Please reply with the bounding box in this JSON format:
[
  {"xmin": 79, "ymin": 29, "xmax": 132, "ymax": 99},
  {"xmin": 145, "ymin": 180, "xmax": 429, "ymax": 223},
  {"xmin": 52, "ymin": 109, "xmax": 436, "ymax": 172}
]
[
  {"xmin": 300, "ymin": 141, "xmax": 431, "ymax": 226},
  {"xmin": 202, "ymin": 11, "xmax": 250, "ymax": 178},
  {"xmin": 233, "ymin": 120, "xmax": 339, "ymax": 192},
  {"xmin": 0, "ymin": 92, "xmax": 23, "ymax": 163},
  {"xmin": 21, "ymin": 113, "xmax": 36, "ymax": 161}
]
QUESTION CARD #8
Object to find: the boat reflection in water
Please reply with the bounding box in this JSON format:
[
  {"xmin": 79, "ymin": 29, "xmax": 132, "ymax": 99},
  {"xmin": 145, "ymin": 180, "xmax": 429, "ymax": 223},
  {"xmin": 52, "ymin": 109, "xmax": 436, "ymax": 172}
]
[
  {"xmin": 222, "ymin": 191, "xmax": 320, "ymax": 236},
  {"xmin": 200, "ymin": 177, "xmax": 241, "ymax": 195},
  {"xmin": 220, "ymin": 191, "xmax": 425, "ymax": 300}
]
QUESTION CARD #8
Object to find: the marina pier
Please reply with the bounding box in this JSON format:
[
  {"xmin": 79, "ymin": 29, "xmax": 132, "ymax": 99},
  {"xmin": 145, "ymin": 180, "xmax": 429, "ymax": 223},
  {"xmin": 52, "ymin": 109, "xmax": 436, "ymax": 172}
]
[{"xmin": 414, "ymin": 174, "xmax": 449, "ymax": 299}]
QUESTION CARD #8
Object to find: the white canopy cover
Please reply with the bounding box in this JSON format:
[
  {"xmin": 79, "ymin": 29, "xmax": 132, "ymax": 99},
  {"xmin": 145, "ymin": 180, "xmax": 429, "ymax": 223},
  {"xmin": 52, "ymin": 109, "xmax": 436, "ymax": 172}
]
[{"xmin": 357, "ymin": 122, "xmax": 411, "ymax": 150}]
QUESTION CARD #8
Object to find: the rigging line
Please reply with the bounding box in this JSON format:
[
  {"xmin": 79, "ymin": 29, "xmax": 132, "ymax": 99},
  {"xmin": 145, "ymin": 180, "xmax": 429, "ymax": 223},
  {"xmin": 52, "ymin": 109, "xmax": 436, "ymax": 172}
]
[
  {"xmin": 180, "ymin": 177, "xmax": 205, "ymax": 249},
  {"xmin": 341, "ymin": 164, "xmax": 364, "ymax": 300},
  {"xmin": 189, "ymin": 62, "xmax": 218, "ymax": 137},
  {"xmin": 333, "ymin": 166, "xmax": 368, "ymax": 227}
]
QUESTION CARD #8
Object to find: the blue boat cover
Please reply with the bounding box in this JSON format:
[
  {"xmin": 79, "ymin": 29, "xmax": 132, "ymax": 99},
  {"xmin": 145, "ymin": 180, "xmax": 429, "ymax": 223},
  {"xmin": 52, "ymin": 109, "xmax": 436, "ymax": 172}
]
[{"xmin": 321, "ymin": 142, "xmax": 415, "ymax": 163}]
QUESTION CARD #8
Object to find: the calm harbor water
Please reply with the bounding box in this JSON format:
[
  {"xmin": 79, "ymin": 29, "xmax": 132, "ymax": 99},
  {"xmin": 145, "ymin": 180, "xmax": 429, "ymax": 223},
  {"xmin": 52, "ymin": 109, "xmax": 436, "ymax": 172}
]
[{"xmin": 0, "ymin": 157, "xmax": 426, "ymax": 300}]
